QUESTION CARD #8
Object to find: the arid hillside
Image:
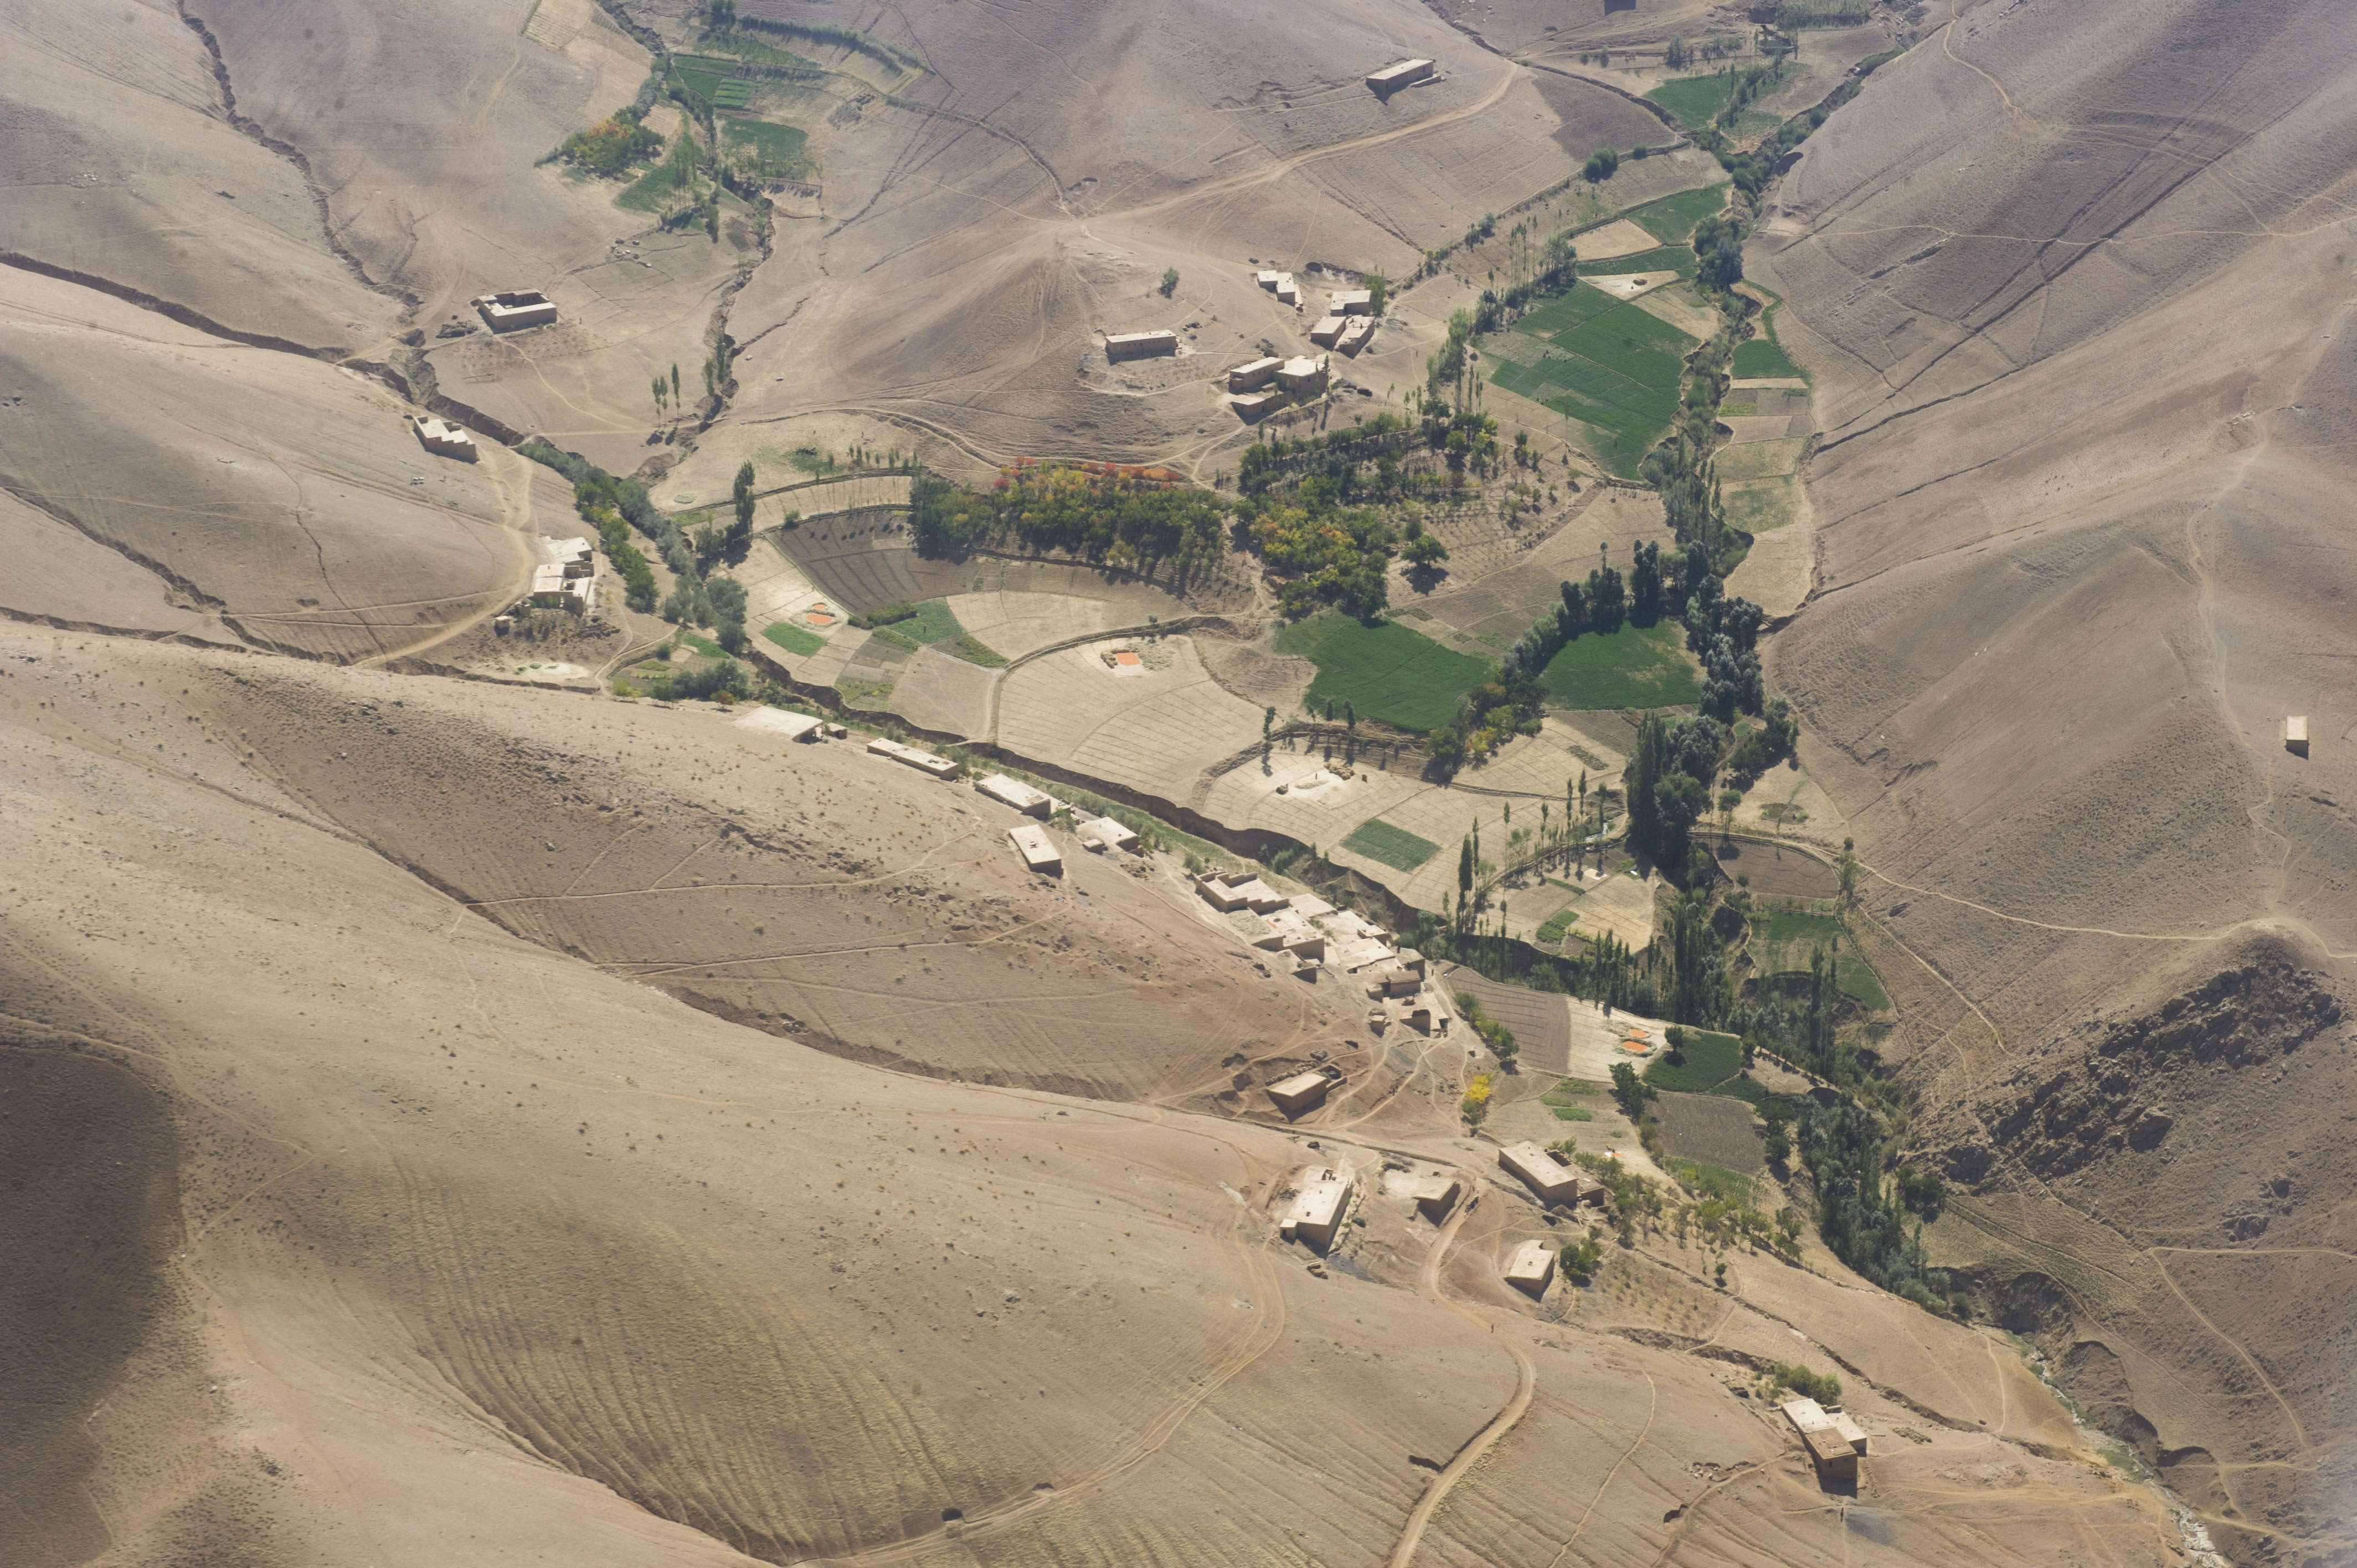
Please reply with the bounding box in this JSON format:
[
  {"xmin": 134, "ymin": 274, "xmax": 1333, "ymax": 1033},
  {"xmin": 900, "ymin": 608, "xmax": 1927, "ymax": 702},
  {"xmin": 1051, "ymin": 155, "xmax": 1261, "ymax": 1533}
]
[
  {"xmin": 1753, "ymin": 0, "xmax": 2357, "ymax": 1558},
  {"xmin": 2, "ymin": 628, "xmax": 2192, "ymax": 1567}
]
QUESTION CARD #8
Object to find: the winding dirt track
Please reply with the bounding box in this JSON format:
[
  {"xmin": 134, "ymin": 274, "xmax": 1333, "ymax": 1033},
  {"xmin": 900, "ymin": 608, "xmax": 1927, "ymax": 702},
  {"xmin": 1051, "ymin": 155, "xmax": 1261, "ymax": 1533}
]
[{"xmin": 1387, "ymin": 1185, "xmax": 1538, "ymax": 1568}]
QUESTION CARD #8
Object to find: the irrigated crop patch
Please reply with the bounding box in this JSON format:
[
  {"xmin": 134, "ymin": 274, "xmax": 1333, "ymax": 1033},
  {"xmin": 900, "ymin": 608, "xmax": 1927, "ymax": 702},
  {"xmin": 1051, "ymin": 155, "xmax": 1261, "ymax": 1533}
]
[
  {"xmin": 1340, "ymin": 817, "xmax": 1440, "ymax": 872},
  {"xmin": 764, "ymin": 621, "xmax": 824, "ymax": 656},
  {"xmin": 1732, "ymin": 331, "xmax": 1804, "ymax": 380},
  {"xmin": 1624, "ymin": 182, "xmax": 1729, "ymax": 244},
  {"xmin": 1750, "ymin": 905, "xmax": 1890, "ymax": 1008},
  {"xmin": 1490, "ymin": 282, "xmax": 1698, "ymax": 477},
  {"xmin": 1274, "ymin": 613, "xmax": 1493, "ymax": 732},
  {"xmin": 722, "ymin": 118, "xmax": 814, "ymax": 180},
  {"xmin": 1538, "ymin": 620, "xmax": 1700, "ymax": 709}
]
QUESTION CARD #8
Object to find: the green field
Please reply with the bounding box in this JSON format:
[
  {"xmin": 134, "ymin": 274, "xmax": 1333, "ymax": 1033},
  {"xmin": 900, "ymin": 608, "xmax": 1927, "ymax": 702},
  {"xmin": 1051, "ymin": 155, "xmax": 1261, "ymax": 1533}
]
[
  {"xmin": 1538, "ymin": 619, "xmax": 1702, "ymax": 709},
  {"xmin": 673, "ymin": 55, "xmax": 742, "ymax": 101},
  {"xmin": 723, "ymin": 118, "xmax": 813, "ymax": 179},
  {"xmin": 1340, "ymin": 817, "xmax": 1441, "ymax": 872},
  {"xmin": 617, "ymin": 136, "xmax": 703, "ymax": 212},
  {"xmin": 1491, "ymin": 282, "xmax": 1697, "ymax": 477},
  {"xmin": 1732, "ymin": 333, "xmax": 1804, "ymax": 379},
  {"xmin": 1623, "ymin": 182, "xmax": 1729, "ymax": 244},
  {"xmin": 1581, "ymin": 245, "xmax": 1697, "ymax": 279},
  {"xmin": 1275, "ymin": 613, "xmax": 1493, "ymax": 731},
  {"xmin": 695, "ymin": 32, "xmax": 821, "ymax": 69},
  {"xmin": 1536, "ymin": 906, "xmax": 1579, "ymax": 943},
  {"xmin": 1645, "ymin": 74, "xmax": 1751, "ymax": 128},
  {"xmin": 1749, "ymin": 906, "xmax": 1891, "ymax": 1008},
  {"xmin": 763, "ymin": 621, "xmax": 824, "ymax": 656},
  {"xmin": 1542, "ymin": 1080, "xmax": 1598, "ymax": 1121},
  {"xmin": 1643, "ymin": 1029, "xmax": 1745, "ymax": 1094},
  {"xmin": 943, "ymin": 635, "xmax": 1006, "ymax": 668}
]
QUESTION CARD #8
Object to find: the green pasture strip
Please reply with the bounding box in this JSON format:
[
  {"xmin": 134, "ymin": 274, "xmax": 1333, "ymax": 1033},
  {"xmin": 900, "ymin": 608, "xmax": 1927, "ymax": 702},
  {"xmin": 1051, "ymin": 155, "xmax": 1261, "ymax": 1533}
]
[{"xmin": 1340, "ymin": 818, "xmax": 1441, "ymax": 873}]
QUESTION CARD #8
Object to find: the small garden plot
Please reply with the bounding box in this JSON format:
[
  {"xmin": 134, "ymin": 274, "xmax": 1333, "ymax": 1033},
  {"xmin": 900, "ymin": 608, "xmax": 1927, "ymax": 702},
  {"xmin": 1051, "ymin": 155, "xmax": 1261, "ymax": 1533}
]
[
  {"xmin": 1622, "ymin": 182, "xmax": 1730, "ymax": 244},
  {"xmin": 723, "ymin": 118, "xmax": 813, "ymax": 179},
  {"xmin": 1542, "ymin": 1080, "xmax": 1599, "ymax": 1121},
  {"xmin": 1341, "ymin": 817, "xmax": 1440, "ymax": 872},
  {"xmin": 864, "ymin": 597, "xmax": 965, "ymax": 651},
  {"xmin": 1732, "ymin": 331, "xmax": 1804, "ymax": 380},
  {"xmin": 763, "ymin": 621, "xmax": 823, "ymax": 656},
  {"xmin": 1538, "ymin": 620, "xmax": 1701, "ymax": 709},
  {"xmin": 1749, "ymin": 905, "xmax": 1890, "ymax": 1008},
  {"xmin": 1274, "ymin": 612, "xmax": 1493, "ymax": 731},
  {"xmin": 1536, "ymin": 906, "xmax": 1579, "ymax": 944}
]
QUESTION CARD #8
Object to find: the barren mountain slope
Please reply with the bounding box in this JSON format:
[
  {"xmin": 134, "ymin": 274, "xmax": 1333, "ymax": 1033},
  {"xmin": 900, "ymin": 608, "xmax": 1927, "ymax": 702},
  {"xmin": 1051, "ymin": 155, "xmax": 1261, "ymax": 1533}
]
[
  {"xmin": 1, "ymin": 627, "xmax": 2188, "ymax": 1568},
  {"xmin": 711, "ymin": 0, "xmax": 1665, "ymax": 471},
  {"xmin": 0, "ymin": 0, "xmax": 400, "ymax": 350},
  {"xmin": 1751, "ymin": 1, "xmax": 2357, "ymax": 1557},
  {"xmin": 0, "ymin": 266, "xmax": 556, "ymax": 658}
]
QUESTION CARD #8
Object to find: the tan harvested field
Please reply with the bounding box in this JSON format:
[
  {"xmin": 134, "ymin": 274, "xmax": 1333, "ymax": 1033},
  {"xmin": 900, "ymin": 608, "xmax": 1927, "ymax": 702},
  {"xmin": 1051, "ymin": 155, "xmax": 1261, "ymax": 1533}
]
[{"xmin": 1571, "ymin": 218, "xmax": 1661, "ymax": 260}]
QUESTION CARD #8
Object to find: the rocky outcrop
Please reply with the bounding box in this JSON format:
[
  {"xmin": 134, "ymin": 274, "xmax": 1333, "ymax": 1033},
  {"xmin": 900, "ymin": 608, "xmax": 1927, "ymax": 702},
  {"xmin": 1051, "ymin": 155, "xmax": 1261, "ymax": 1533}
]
[{"xmin": 1945, "ymin": 961, "xmax": 2341, "ymax": 1185}]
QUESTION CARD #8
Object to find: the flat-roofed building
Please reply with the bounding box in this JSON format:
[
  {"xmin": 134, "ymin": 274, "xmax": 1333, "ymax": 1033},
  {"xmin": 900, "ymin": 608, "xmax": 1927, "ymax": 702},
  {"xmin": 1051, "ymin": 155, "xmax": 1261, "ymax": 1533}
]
[
  {"xmin": 1232, "ymin": 390, "xmax": 1280, "ymax": 420},
  {"xmin": 1367, "ymin": 59, "xmax": 1435, "ymax": 94},
  {"xmin": 1278, "ymin": 356, "xmax": 1327, "ymax": 394},
  {"xmin": 413, "ymin": 417, "xmax": 477, "ymax": 460},
  {"xmin": 1196, "ymin": 870, "xmax": 1291, "ymax": 914},
  {"xmin": 1406, "ymin": 1173, "xmax": 1461, "ymax": 1220},
  {"xmin": 1329, "ymin": 290, "xmax": 1374, "ymax": 314},
  {"xmin": 1278, "ymin": 1165, "xmax": 1353, "ymax": 1250},
  {"xmin": 526, "ymin": 563, "xmax": 580, "ymax": 611},
  {"xmin": 1105, "ymin": 330, "xmax": 1179, "ymax": 360},
  {"xmin": 2288, "ymin": 715, "xmax": 2310, "ymax": 756},
  {"xmin": 1228, "ymin": 356, "xmax": 1283, "ymax": 391},
  {"xmin": 735, "ymin": 707, "xmax": 824, "ymax": 741},
  {"xmin": 1499, "ymin": 1141, "xmax": 1585, "ymax": 1205},
  {"xmin": 866, "ymin": 736, "xmax": 961, "ymax": 779},
  {"xmin": 977, "ymin": 773, "xmax": 1053, "ymax": 817},
  {"xmin": 1309, "ymin": 315, "xmax": 1349, "ymax": 347},
  {"xmin": 1257, "ymin": 270, "xmax": 1284, "ymax": 290},
  {"xmin": 548, "ymin": 537, "xmax": 593, "ymax": 574},
  {"xmin": 1273, "ymin": 273, "xmax": 1301, "ymax": 306},
  {"xmin": 1267, "ymin": 1069, "xmax": 1337, "ymax": 1116},
  {"xmin": 474, "ymin": 289, "xmax": 558, "ymax": 330},
  {"xmin": 1337, "ymin": 318, "xmax": 1375, "ymax": 355},
  {"xmin": 1077, "ymin": 816, "xmax": 1140, "ymax": 854},
  {"xmin": 1504, "ymin": 1239, "xmax": 1557, "ymax": 1297},
  {"xmin": 1008, "ymin": 823, "xmax": 1063, "ymax": 875},
  {"xmin": 1782, "ymin": 1398, "xmax": 1867, "ymax": 1482}
]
